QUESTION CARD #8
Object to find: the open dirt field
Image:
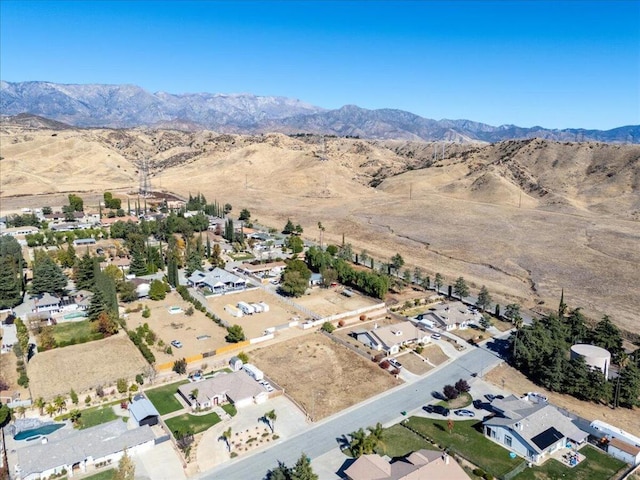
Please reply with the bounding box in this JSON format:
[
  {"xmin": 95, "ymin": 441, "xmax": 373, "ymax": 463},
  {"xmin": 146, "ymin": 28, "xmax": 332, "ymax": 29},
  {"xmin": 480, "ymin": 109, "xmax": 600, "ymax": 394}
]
[
  {"xmin": 295, "ymin": 286, "xmax": 384, "ymax": 318},
  {"xmin": 126, "ymin": 292, "xmax": 228, "ymax": 363},
  {"xmin": 27, "ymin": 332, "xmax": 148, "ymax": 399},
  {"xmin": 395, "ymin": 350, "xmax": 433, "ymax": 375},
  {"xmin": 2, "ymin": 130, "xmax": 639, "ymax": 334},
  {"xmin": 205, "ymin": 288, "xmax": 302, "ymax": 338},
  {"xmin": 251, "ymin": 332, "xmax": 402, "ymax": 420},
  {"xmin": 486, "ymin": 362, "xmax": 640, "ymax": 436},
  {"xmin": 0, "ymin": 351, "xmax": 30, "ymax": 400}
]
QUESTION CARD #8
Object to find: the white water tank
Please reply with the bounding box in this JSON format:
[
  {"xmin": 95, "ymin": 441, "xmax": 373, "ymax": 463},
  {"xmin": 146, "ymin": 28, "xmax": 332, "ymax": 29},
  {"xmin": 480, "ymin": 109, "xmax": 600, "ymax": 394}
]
[{"xmin": 570, "ymin": 344, "xmax": 611, "ymax": 378}]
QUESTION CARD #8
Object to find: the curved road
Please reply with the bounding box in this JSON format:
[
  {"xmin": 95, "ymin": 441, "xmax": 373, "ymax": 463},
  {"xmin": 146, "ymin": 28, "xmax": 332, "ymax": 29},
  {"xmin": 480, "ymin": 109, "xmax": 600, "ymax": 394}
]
[{"xmin": 196, "ymin": 346, "xmax": 502, "ymax": 480}]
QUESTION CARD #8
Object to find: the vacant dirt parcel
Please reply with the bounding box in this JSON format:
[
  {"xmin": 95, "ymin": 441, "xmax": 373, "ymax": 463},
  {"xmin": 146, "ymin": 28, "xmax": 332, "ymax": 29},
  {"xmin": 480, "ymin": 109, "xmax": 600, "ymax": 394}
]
[
  {"xmin": 251, "ymin": 333, "xmax": 402, "ymax": 420},
  {"xmin": 294, "ymin": 286, "xmax": 384, "ymax": 318},
  {"xmin": 126, "ymin": 292, "xmax": 228, "ymax": 363},
  {"xmin": 28, "ymin": 333, "xmax": 148, "ymax": 399},
  {"xmin": 204, "ymin": 288, "xmax": 301, "ymax": 338}
]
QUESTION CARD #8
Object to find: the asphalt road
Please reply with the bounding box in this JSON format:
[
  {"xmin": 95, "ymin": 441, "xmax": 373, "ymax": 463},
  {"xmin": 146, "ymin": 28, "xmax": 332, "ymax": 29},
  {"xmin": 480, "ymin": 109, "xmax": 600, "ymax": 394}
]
[{"xmin": 196, "ymin": 346, "xmax": 502, "ymax": 480}]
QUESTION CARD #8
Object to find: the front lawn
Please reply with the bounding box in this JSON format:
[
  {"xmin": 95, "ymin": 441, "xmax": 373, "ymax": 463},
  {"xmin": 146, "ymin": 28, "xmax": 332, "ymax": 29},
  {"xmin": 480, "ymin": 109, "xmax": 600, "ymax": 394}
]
[
  {"xmin": 82, "ymin": 469, "xmax": 116, "ymax": 480},
  {"xmin": 374, "ymin": 424, "xmax": 429, "ymax": 458},
  {"xmin": 512, "ymin": 445, "xmax": 627, "ymax": 480},
  {"xmin": 145, "ymin": 380, "xmax": 189, "ymax": 415},
  {"xmin": 222, "ymin": 403, "xmax": 237, "ymax": 417},
  {"xmin": 51, "ymin": 320, "xmax": 103, "ymax": 347},
  {"xmin": 165, "ymin": 411, "xmax": 221, "ymax": 435},
  {"xmin": 405, "ymin": 417, "xmax": 523, "ymax": 478}
]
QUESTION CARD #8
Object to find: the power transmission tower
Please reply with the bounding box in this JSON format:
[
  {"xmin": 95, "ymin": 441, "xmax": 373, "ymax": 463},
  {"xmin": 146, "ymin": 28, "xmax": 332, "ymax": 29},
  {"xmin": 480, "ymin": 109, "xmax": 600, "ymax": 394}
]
[{"xmin": 139, "ymin": 159, "xmax": 151, "ymax": 197}]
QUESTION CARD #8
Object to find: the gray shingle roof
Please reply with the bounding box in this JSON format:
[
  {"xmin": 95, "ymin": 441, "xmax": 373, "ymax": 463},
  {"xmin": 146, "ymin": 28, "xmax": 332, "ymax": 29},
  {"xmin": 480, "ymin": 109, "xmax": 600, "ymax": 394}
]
[
  {"xmin": 17, "ymin": 420, "xmax": 155, "ymax": 477},
  {"xmin": 129, "ymin": 398, "xmax": 160, "ymax": 424}
]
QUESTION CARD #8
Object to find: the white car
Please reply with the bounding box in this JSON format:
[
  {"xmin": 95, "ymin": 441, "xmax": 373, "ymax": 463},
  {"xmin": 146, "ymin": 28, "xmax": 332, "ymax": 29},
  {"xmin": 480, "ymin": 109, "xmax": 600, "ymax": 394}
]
[
  {"xmin": 171, "ymin": 340, "xmax": 183, "ymax": 348},
  {"xmin": 431, "ymin": 333, "xmax": 441, "ymax": 340}
]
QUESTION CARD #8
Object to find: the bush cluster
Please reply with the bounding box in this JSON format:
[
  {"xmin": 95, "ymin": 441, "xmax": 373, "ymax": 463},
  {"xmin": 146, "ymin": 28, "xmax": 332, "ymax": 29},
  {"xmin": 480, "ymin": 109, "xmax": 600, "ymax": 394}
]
[
  {"xmin": 176, "ymin": 285, "xmax": 225, "ymax": 327},
  {"xmin": 128, "ymin": 327, "xmax": 156, "ymax": 364}
]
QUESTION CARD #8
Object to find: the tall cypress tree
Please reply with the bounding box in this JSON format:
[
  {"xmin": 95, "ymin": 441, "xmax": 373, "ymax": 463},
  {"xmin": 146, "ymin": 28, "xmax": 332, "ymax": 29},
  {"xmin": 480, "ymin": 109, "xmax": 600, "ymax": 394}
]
[{"xmin": 129, "ymin": 249, "xmax": 147, "ymax": 277}]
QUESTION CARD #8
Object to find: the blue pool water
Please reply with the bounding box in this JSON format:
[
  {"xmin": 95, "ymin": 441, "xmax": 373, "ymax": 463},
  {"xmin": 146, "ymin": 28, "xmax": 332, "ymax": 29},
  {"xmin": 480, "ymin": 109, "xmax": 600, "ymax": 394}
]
[{"xmin": 14, "ymin": 423, "xmax": 64, "ymax": 440}]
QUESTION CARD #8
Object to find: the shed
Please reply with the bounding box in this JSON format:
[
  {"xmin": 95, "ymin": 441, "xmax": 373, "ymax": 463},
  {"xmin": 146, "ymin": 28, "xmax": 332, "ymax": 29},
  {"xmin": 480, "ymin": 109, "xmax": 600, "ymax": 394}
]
[
  {"xmin": 128, "ymin": 398, "xmax": 160, "ymax": 427},
  {"xmin": 229, "ymin": 356, "xmax": 244, "ymax": 371},
  {"xmin": 608, "ymin": 438, "xmax": 640, "ymax": 466}
]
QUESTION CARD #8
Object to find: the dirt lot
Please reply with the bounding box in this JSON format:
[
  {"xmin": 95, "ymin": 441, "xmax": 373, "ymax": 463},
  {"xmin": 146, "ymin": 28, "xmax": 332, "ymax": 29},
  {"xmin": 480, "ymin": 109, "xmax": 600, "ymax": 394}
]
[
  {"xmin": 205, "ymin": 289, "xmax": 301, "ymax": 339},
  {"xmin": 0, "ymin": 352, "xmax": 30, "ymax": 400},
  {"xmin": 251, "ymin": 333, "xmax": 402, "ymax": 421},
  {"xmin": 28, "ymin": 332, "xmax": 148, "ymax": 400},
  {"xmin": 486, "ymin": 363, "xmax": 640, "ymax": 436},
  {"xmin": 126, "ymin": 292, "xmax": 228, "ymax": 363},
  {"xmin": 295, "ymin": 286, "xmax": 383, "ymax": 318},
  {"xmin": 395, "ymin": 350, "xmax": 433, "ymax": 375}
]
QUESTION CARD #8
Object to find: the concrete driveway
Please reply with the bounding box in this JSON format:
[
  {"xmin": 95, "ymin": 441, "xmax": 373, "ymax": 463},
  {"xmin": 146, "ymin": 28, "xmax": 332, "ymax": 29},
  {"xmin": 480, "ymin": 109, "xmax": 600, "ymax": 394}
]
[{"xmin": 133, "ymin": 440, "xmax": 187, "ymax": 480}]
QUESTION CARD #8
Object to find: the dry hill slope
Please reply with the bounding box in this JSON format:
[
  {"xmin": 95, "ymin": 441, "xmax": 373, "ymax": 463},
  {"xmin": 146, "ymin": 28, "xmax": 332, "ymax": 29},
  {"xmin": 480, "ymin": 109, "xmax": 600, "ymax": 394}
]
[{"xmin": 0, "ymin": 126, "xmax": 638, "ymax": 332}]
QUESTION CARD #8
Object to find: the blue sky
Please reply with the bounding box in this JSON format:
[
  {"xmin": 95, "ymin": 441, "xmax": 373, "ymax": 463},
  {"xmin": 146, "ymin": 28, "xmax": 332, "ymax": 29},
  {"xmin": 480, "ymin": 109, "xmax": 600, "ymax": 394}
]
[{"xmin": 1, "ymin": 1, "xmax": 638, "ymax": 129}]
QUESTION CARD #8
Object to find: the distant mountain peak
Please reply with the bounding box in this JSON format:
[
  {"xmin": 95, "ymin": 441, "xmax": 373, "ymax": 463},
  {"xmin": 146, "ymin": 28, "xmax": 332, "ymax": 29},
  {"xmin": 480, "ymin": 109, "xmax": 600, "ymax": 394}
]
[{"xmin": 0, "ymin": 80, "xmax": 637, "ymax": 142}]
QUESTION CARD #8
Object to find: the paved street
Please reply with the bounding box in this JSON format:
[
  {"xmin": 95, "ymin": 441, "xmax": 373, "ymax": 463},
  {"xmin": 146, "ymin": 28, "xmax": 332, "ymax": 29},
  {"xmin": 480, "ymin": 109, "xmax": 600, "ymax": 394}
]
[{"xmin": 196, "ymin": 346, "xmax": 502, "ymax": 480}]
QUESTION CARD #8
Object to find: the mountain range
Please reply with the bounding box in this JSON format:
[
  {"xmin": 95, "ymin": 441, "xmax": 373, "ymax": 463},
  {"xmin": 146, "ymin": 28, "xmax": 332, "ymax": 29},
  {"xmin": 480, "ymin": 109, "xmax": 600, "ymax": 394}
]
[{"xmin": 1, "ymin": 80, "xmax": 638, "ymax": 143}]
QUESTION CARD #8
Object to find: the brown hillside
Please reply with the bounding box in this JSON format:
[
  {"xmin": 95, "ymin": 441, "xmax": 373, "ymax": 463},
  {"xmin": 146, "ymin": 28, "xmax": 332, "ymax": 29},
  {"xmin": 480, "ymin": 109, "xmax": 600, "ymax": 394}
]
[{"xmin": 0, "ymin": 127, "xmax": 638, "ymax": 333}]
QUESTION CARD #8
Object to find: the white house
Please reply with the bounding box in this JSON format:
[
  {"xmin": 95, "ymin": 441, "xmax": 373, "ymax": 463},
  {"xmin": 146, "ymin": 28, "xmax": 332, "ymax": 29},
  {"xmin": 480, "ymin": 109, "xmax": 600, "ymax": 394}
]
[
  {"xmin": 187, "ymin": 268, "xmax": 247, "ymax": 294},
  {"xmin": 16, "ymin": 420, "xmax": 155, "ymax": 480},
  {"xmin": 367, "ymin": 321, "xmax": 431, "ymax": 355},
  {"xmin": 483, "ymin": 395, "xmax": 588, "ymax": 464},
  {"xmin": 32, "ymin": 293, "xmax": 61, "ymax": 315},
  {"xmin": 177, "ymin": 370, "xmax": 267, "ymax": 410}
]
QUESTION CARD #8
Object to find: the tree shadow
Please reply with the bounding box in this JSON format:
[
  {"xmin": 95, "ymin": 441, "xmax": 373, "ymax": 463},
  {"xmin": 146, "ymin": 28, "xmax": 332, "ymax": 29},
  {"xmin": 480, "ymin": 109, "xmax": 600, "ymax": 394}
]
[
  {"xmin": 431, "ymin": 390, "xmax": 446, "ymax": 400},
  {"xmin": 433, "ymin": 423, "xmax": 446, "ymax": 432}
]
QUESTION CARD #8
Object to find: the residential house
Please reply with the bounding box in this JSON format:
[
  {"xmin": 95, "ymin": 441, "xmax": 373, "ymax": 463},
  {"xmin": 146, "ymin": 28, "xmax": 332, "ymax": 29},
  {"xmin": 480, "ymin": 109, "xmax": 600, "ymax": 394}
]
[
  {"xmin": 367, "ymin": 321, "xmax": 431, "ymax": 355},
  {"xmin": 15, "ymin": 420, "xmax": 155, "ymax": 480},
  {"xmin": 483, "ymin": 395, "xmax": 588, "ymax": 464},
  {"xmin": 177, "ymin": 371, "xmax": 267, "ymax": 410},
  {"xmin": 59, "ymin": 290, "xmax": 92, "ymax": 312},
  {"xmin": 72, "ymin": 237, "xmax": 97, "ymax": 246},
  {"xmin": 239, "ymin": 261, "xmax": 286, "ymax": 279},
  {"xmin": 32, "ymin": 293, "xmax": 61, "ymax": 315},
  {"xmin": 344, "ymin": 449, "xmax": 470, "ymax": 480},
  {"xmin": 1, "ymin": 226, "xmax": 40, "ymax": 237},
  {"xmin": 418, "ymin": 302, "xmax": 475, "ymax": 331},
  {"xmin": 187, "ymin": 268, "xmax": 247, "ymax": 294}
]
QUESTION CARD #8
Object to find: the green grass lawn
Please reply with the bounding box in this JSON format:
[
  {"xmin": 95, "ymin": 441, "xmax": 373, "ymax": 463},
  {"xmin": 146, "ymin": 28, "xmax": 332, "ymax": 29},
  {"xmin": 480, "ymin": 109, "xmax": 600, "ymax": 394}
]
[
  {"xmin": 405, "ymin": 417, "xmax": 523, "ymax": 478},
  {"xmin": 222, "ymin": 403, "xmax": 237, "ymax": 417},
  {"xmin": 145, "ymin": 380, "xmax": 189, "ymax": 415},
  {"xmin": 81, "ymin": 469, "xmax": 116, "ymax": 480},
  {"xmin": 512, "ymin": 445, "xmax": 628, "ymax": 480},
  {"xmin": 374, "ymin": 424, "xmax": 429, "ymax": 458},
  {"xmin": 165, "ymin": 411, "xmax": 221, "ymax": 435},
  {"xmin": 78, "ymin": 405, "xmax": 120, "ymax": 429},
  {"xmin": 51, "ymin": 320, "xmax": 103, "ymax": 347}
]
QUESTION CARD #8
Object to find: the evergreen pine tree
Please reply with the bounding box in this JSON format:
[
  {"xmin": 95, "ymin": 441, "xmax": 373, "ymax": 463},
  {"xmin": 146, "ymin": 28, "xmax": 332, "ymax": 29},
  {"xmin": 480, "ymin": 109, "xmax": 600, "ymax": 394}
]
[
  {"xmin": 75, "ymin": 252, "xmax": 96, "ymax": 291},
  {"xmin": 129, "ymin": 249, "xmax": 147, "ymax": 277},
  {"xmin": 0, "ymin": 256, "xmax": 22, "ymax": 308},
  {"xmin": 31, "ymin": 256, "xmax": 68, "ymax": 295},
  {"xmin": 87, "ymin": 287, "xmax": 108, "ymax": 320}
]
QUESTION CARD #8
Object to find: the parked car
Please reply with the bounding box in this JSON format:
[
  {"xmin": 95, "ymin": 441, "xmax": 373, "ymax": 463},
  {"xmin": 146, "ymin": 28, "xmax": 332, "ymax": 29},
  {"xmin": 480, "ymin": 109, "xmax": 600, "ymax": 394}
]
[
  {"xmin": 454, "ymin": 409, "xmax": 475, "ymax": 417},
  {"xmin": 431, "ymin": 333, "xmax": 441, "ymax": 340},
  {"xmin": 171, "ymin": 340, "xmax": 183, "ymax": 348},
  {"xmin": 433, "ymin": 405, "xmax": 450, "ymax": 417},
  {"xmin": 423, "ymin": 405, "xmax": 435, "ymax": 413},
  {"xmin": 389, "ymin": 359, "xmax": 402, "ymax": 369}
]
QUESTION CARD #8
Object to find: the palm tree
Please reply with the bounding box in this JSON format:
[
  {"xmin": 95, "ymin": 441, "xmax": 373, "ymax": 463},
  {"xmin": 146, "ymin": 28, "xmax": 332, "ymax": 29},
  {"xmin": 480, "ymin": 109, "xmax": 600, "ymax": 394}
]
[
  {"xmin": 45, "ymin": 403, "xmax": 57, "ymax": 417},
  {"xmin": 512, "ymin": 314, "xmax": 524, "ymax": 359},
  {"xmin": 190, "ymin": 388, "xmax": 199, "ymax": 408},
  {"xmin": 16, "ymin": 406, "xmax": 26, "ymax": 418},
  {"xmin": 265, "ymin": 409, "xmax": 277, "ymax": 433},
  {"xmin": 53, "ymin": 395, "xmax": 66, "ymax": 414},
  {"xmin": 34, "ymin": 397, "xmax": 45, "ymax": 416},
  {"xmin": 222, "ymin": 427, "xmax": 232, "ymax": 452},
  {"xmin": 367, "ymin": 422, "xmax": 384, "ymax": 451},
  {"xmin": 349, "ymin": 428, "xmax": 367, "ymax": 457}
]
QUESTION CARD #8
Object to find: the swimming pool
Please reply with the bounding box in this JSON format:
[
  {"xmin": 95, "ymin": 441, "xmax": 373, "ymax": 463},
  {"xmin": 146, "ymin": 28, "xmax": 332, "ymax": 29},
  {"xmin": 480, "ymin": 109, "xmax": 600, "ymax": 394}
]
[
  {"xmin": 63, "ymin": 312, "xmax": 87, "ymax": 320},
  {"xmin": 14, "ymin": 423, "xmax": 64, "ymax": 440}
]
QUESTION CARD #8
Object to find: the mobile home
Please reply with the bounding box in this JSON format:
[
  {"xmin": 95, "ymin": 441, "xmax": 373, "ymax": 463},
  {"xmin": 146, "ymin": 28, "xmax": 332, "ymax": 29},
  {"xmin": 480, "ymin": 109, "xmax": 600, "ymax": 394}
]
[
  {"xmin": 237, "ymin": 301, "xmax": 255, "ymax": 315},
  {"xmin": 242, "ymin": 363, "xmax": 264, "ymax": 381},
  {"xmin": 225, "ymin": 304, "xmax": 244, "ymax": 318}
]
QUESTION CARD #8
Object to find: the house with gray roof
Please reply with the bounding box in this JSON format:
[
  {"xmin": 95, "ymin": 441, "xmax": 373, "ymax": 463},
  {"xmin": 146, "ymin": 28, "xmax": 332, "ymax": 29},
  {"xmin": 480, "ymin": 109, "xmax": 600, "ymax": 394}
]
[
  {"xmin": 483, "ymin": 395, "xmax": 588, "ymax": 464},
  {"xmin": 32, "ymin": 293, "xmax": 61, "ymax": 316},
  {"xmin": 366, "ymin": 321, "xmax": 431, "ymax": 355},
  {"xmin": 177, "ymin": 370, "xmax": 267, "ymax": 410},
  {"xmin": 16, "ymin": 420, "xmax": 155, "ymax": 480},
  {"xmin": 187, "ymin": 268, "xmax": 247, "ymax": 294}
]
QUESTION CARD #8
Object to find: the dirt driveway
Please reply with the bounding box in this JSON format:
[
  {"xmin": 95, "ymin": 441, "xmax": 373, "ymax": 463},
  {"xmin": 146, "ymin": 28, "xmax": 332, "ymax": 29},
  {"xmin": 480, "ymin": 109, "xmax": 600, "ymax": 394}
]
[{"xmin": 251, "ymin": 333, "xmax": 402, "ymax": 421}]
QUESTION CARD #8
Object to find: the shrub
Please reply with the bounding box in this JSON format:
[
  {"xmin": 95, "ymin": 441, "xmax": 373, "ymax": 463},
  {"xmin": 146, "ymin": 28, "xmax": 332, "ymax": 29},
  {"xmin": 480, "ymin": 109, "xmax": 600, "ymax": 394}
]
[
  {"xmin": 415, "ymin": 345, "xmax": 424, "ymax": 354},
  {"xmin": 359, "ymin": 314, "xmax": 367, "ymax": 321},
  {"xmin": 338, "ymin": 319, "xmax": 345, "ymax": 327},
  {"xmin": 117, "ymin": 378, "xmax": 128, "ymax": 394},
  {"xmin": 135, "ymin": 374, "xmax": 144, "ymax": 385},
  {"xmin": 443, "ymin": 384, "xmax": 459, "ymax": 400},
  {"xmin": 84, "ymin": 395, "xmax": 91, "ymax": 405},
  {"xmin": 320, "ymin": 321, "xmax": 335, "ymax": 333},
  {"xmin": 142, "ymin": 306, "xmax": 151, "ymax": 318},
  {"xmin": 96, "ymin": 385, "xmax": 104, "ymax": 397},
  {"xmin": 129, "ymin": 384, "xmax": 138, "ymax": 392},
  {"xmin": 455, "ymin": 378, "xmax": 470, "ymax": 393},
  {"xmin": 473, "ymin": 468, "xmax": 486, "ymax": 477},
  {"xmin": 173, "ymin": 358, "xmax": 187, "ymax": 375},
  {"xmin": 185, "ymin": 306, "xmax": 194, "ymax": 316}
]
